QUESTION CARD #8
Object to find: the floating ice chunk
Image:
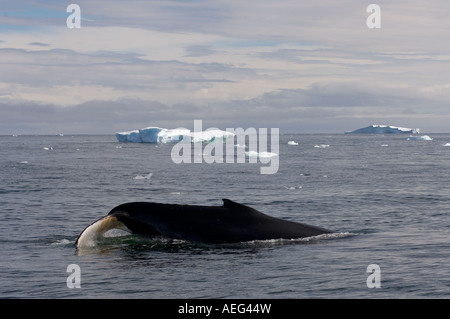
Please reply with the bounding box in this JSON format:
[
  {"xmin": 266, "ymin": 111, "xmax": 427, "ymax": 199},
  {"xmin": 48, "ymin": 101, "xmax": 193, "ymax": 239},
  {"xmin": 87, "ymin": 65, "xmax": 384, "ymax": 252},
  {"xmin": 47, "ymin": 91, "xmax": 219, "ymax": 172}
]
[
  {"xmin": 246, "ymin": 151, "xmax": 278, "ymax": 158},
  {"xmin": 284, "ymin": 186, "xmax": 302, "ymax": 190},
  {"xmin": 133, "ymin": 172, "xmax": 153, "ymax": 180},
  {"xmin": 443, "ymin": 143, "xmax": 450, "ymax": 147},
  {"xmin": 314, "ymin": 144, "xmax": 330, "ymax": 148},
  {"xmin": 288, "ymin": 141, "xmax": 298, "ymax": 145},
  {"xmin": 246, "ymin": 151, "xmax": 259, "ymax": 158},
  {"xmin": 345, "ymin": 125, "xmax": 420, "ymax": 134},
  {"xmin": 407, "ymin": 135, "xmax": 433, "ymax": 141},
  {"xmin": 259, "ymin": 152, "xmax": 278, "ymax": 158}
]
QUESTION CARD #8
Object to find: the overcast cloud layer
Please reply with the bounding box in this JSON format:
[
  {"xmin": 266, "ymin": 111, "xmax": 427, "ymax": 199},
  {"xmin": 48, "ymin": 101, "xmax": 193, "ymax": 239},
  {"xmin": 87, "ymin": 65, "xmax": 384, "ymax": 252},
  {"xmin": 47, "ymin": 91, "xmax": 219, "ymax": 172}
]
[{"xmin": 1, "ymin": 0, "xmax": 450, "ymax": 134}]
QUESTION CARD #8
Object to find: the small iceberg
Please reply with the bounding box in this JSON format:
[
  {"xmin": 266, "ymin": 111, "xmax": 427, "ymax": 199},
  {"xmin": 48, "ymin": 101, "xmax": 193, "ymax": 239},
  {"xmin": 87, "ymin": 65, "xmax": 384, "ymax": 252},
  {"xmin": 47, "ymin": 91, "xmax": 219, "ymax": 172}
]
[
  {"xmin": 407, "ymin": 135, "xmax": 433, "ymax": 141},
  {"xmin": 314, "ymin": 144, "xmax": 330, "ymax": 148},
  {"xmin": 284, "ymin": 186, "xmax": 302, "ymax": 190},
  {"xmin": 443, "ymin": 143, "xmax": 450, "ymax": 147},
  {"xmin": 246, "ymin": 151, "xmax": 278, "ymax": 158},
  {"xmin": 133, "ymin": 172, "xmax": 153, "ymax": 180},
  {"xmin": 345, "ymin": 125, "xmax": 420, "ymax": 134},
  {"xmin": 288, "ymin": 141, "xmax": 298, "ymax": 145}
]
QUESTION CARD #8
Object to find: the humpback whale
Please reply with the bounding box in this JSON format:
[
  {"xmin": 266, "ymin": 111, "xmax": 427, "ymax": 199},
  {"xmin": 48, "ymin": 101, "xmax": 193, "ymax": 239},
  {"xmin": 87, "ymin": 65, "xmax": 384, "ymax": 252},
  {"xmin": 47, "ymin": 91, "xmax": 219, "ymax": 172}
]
[{"xmin": 75, "ymin": 199, "xmax": 332, "ymax": 248}]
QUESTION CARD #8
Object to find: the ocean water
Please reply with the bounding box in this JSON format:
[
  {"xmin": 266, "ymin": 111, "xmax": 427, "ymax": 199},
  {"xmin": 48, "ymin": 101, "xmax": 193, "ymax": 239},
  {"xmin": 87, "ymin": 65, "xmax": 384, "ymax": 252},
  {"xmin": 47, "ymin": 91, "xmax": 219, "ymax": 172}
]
[{"xmin": 1, "ymin": 133, "xmax": 450, "ymax": 299}]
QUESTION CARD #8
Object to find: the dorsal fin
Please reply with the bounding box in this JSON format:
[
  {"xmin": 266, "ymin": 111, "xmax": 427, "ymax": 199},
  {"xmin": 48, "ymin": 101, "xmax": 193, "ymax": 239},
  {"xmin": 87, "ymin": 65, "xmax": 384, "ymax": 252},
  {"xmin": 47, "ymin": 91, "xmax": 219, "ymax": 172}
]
[{"xmin": 222, "ymin": 199, "xmax": 248, "ymax": 209}]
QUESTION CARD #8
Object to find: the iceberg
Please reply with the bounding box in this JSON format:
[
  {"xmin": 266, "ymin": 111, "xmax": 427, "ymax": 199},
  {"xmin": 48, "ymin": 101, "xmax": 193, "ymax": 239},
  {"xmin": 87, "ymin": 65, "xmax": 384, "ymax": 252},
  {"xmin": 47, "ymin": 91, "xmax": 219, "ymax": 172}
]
[
  {"xmin": 288, "ymin": 141, "xmax": 298, "ymax": 145},
  {"xmin": 116, "ymin": 126, "xmax": 234, "ymax": 144},
  {"xmin": 407, "ymin": 135, "xmax": 433, "ymax": 141},
  {"xmin": 245, "ymin": 151, "xmax": 278, "ymax": 158},
  {"xmin": 139, "ymin": 127, "xmax": 164, "ymax": 143},
  {"xmin": 116, "ymin": 130, "xmax": 142, "ymax": 143},
  {"xmin": 345, "ymin": 125, "xmax": 420, "ymax": 134},
  {"xmin": 133, "ymin": 172, "xmax": 153, "ymax": 180},
  {"xmin": 190, "ymin": 129, "xmax": 235, "ymax": 143},
  {"xmin": 156, "ymin": 128, "xmax": 191, "ymax": 144}
]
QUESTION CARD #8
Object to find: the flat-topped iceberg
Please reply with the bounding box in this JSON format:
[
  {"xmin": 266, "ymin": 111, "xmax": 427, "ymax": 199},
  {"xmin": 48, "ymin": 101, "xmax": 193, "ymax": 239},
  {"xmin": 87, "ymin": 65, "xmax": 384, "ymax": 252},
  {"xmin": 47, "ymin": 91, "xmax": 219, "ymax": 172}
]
[
  {"xmin": 345, "ymin": 125, "xmax": 420, "ymax": 134},
  {"xmin": 116, "ymin": 126, "xmax": 235, "ymax": 144}
]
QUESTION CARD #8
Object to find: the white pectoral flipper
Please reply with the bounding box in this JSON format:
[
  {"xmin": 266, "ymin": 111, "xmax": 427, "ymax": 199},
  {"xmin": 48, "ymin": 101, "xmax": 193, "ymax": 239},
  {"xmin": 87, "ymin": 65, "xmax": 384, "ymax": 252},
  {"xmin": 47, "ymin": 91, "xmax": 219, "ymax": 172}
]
[{"xmin": 75, "ymin": 215, "xmax": 130, "ymax": 248}]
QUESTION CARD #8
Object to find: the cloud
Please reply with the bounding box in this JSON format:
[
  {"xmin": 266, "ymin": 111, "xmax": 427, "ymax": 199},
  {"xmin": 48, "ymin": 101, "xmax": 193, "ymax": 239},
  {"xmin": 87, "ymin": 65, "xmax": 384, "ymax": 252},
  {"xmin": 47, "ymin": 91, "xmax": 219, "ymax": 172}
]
[
  {"xmin": 184, "ymin": 45, "xmax": 217, "ymax": 57},
  {"xmin": 28, "ymin": 42, "xmax": 50, "ymax": 47},
  {"xmin": 1, "ymin": 1, "xmax": 450, "ymax": 134},
  {"xmin": 3, "ymin": 79, "xmax": 449, "ymax": 135}
]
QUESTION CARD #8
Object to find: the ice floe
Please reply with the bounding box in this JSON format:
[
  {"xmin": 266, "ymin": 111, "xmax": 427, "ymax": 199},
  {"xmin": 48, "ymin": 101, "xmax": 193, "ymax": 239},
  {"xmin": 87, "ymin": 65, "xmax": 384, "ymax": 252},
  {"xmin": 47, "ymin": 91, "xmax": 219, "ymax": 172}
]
[
  {"xmin": 133, "ymin": 172, "xmax": 153, "ymax": 180},
  {"xmin": 314, "ymin": 144, "xmax": 330, "ymax": 148},
  {"xmin": 407, "ymin": 135, "xmax": 433, "ymax": 141},
  {"xmin": 246, "ymin": 151, "xmax": 278, "ymax": 158}
]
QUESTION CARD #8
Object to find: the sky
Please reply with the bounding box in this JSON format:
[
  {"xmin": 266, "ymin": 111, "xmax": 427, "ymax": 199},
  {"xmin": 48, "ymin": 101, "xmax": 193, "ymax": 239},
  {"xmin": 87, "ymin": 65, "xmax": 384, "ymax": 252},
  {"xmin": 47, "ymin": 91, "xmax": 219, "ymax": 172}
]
[{"xmin": 1, "ymin": 0, "xmax": 450, "ymax": 134}]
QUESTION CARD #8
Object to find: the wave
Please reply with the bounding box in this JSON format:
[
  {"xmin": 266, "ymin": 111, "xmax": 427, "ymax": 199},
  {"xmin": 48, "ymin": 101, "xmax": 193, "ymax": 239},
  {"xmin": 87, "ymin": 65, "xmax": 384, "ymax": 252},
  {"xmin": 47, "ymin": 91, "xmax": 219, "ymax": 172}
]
[
  {"xmin": 50, "ymin": 238, "xmax": 72, "ymax": 246},
  {"xmin": 242, "ymin": 232, "xmax": 356, "ymax": 245},
  {"xmin": 75, "ymin": 231, "xmax": 357, "ymax": 253}
]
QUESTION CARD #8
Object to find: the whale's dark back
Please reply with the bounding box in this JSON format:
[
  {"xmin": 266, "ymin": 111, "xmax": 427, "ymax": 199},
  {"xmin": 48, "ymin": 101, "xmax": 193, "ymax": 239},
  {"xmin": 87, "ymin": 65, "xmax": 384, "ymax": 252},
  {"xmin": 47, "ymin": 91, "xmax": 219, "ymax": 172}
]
[{"xmin": 108, "ymin": 199, "xmax": 331, "ymax": 244}]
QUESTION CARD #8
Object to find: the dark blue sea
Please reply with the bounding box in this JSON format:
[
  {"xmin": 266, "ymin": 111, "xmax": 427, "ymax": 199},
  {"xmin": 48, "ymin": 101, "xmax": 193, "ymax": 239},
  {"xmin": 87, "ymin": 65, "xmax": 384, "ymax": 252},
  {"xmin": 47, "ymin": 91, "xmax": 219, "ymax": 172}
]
[{"xmin": 1, "ymin": 133, "xmax": 450, "ymax": 299}]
